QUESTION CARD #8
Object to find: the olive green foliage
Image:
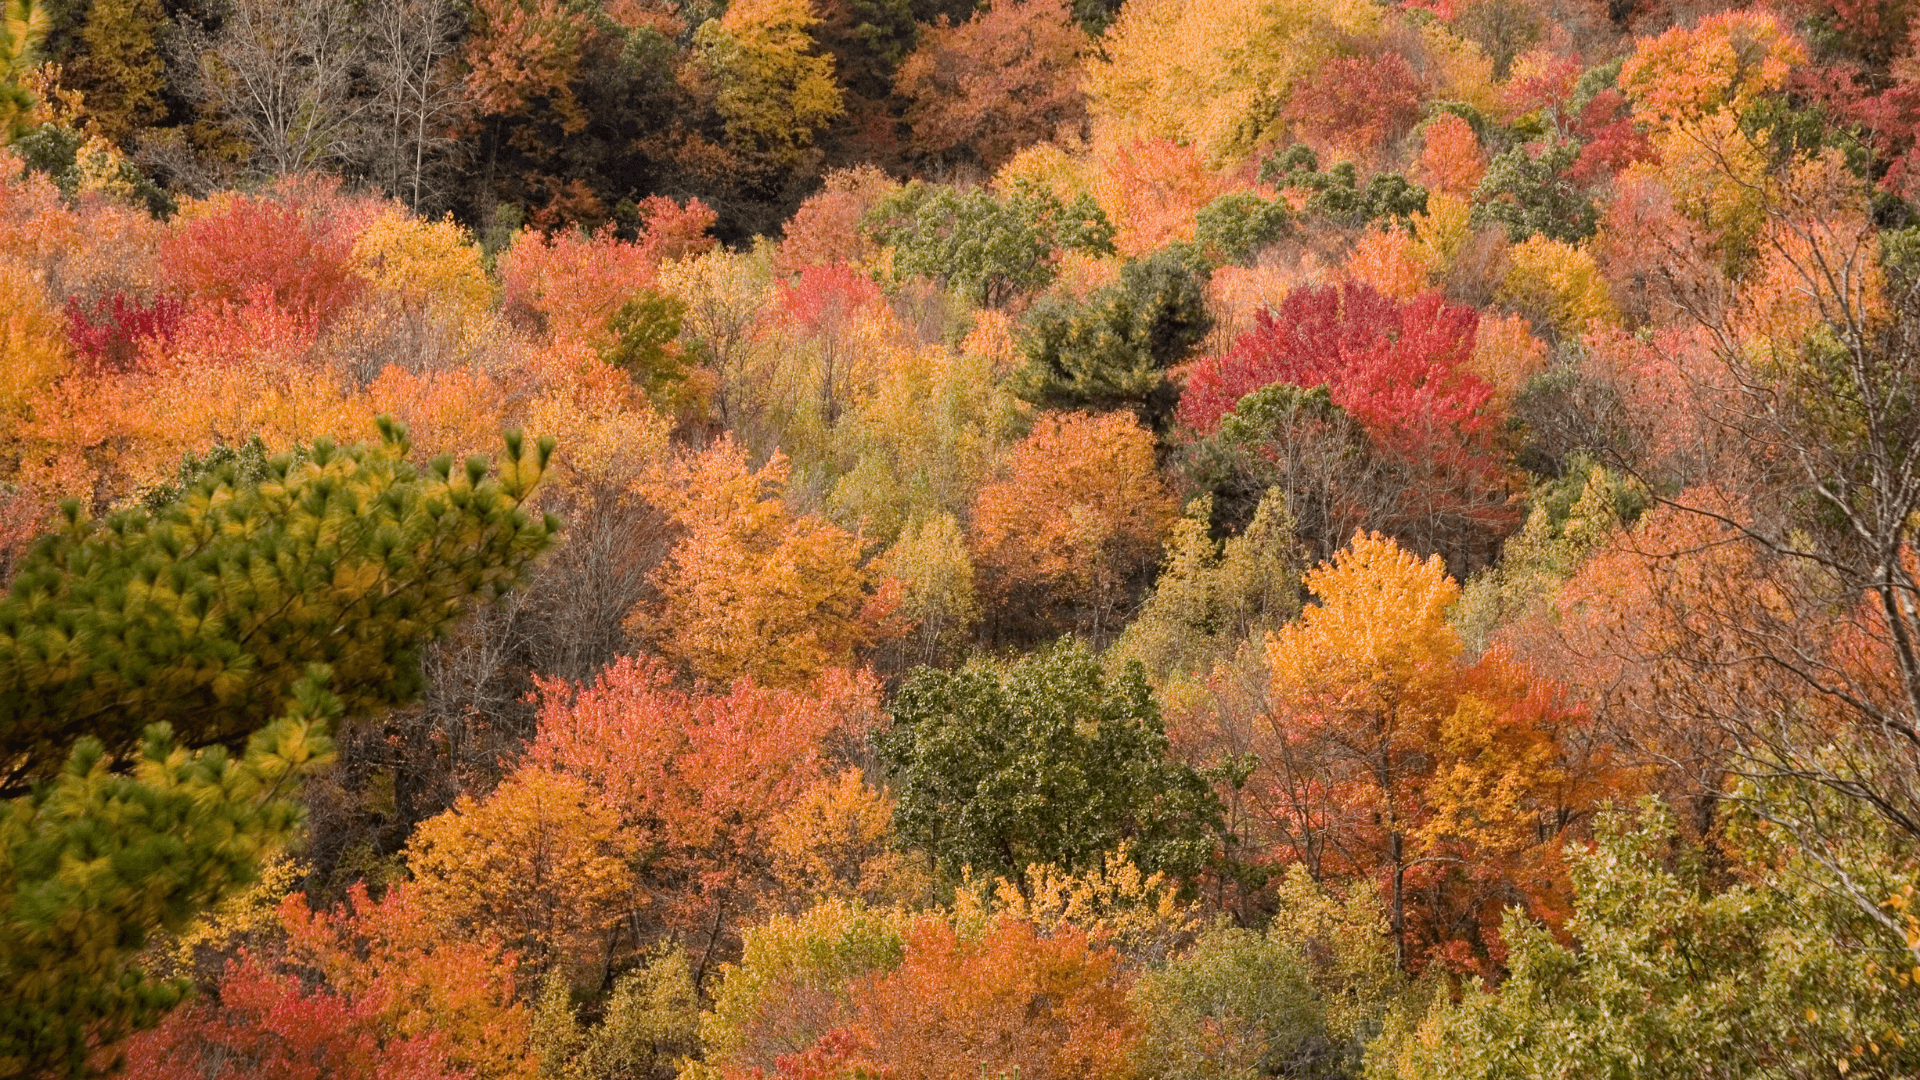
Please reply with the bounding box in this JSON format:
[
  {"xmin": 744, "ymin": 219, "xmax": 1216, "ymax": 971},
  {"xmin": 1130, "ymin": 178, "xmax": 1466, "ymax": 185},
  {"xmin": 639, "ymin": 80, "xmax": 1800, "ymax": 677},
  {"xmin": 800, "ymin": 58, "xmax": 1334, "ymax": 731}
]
[
  {"xmin": 1111, "ymin": 490, "xmax": 1302, "ymax": 685},
  {"xmin": 1195, "ymin": 192, "xmax": 1293, "ymax": 266},
  {"xmin": 138, "ymin": 436, "xmax": 294, "ymax": 515},
  {"xmin": 602, "ymin": 289, "xmax": 692, "ymax": 398},
  {"xmin": 1134, "ymin": 865, "xmax": 1402, "ymax": 1080},
  {"xmin": 1015, "ymin": 244, "xmax": 1214, "ymax": 427},
  {"xmin": 869, "ymin": 177, "xmax": 1116, "ymax": 307},
  {"xmin": 72, "ymin": 0, "xmax": 165, "ymax": 143},
  {"xmin": 8, "ymin": 121, "xmax": 171, "ymax": 212},
  {"xmin": 877, "ymin": 642, "xmax": 1223, "ymax": 889},
  {"xmin": 535, "ymin": 946, "xmax": 700, "ymax": 1080},
  {"xmin": 1451, "ymin": 461, "xmax": 1639, "ymax": 652},
  {"xmin": 0, "ymin": 419, "xmax": 560, "ymax": 793},
  {"xmin": 1132, "ymin": 926, "xmax": 1339, "ymax": 1080},
  {"xmin": 1368, "ymin": 801, "xmax": 1920, "ymax": 1080},
  {"xmin": 1, "ymin": 670, "xmax": 337, "ymax": 1079},
  {"xmin": 1258, "ymin": 147, "xmax": 1427, "ymax": 231},
  {"xmin": 1471, "ymin": 138, "xmax": 1596, "ymax": 243}
]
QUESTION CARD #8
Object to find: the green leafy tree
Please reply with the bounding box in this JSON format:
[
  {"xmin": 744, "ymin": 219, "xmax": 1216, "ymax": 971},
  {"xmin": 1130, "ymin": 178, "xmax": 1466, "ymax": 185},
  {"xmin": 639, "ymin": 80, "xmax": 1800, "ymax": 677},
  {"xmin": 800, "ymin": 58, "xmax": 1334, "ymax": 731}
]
[
  {"xmin": 1259, "ymin": 147, "xmax": 1427, "ymax": 232},
  {"xmin": 600, "ymin": 288, "xmax": 693, "ymax": 401},
  {"xmin": 869, "ymin": 177, "xmax": 1115, "ymax": 307},
  {"xmin": 877, "ymin": 642, "xmax": 1222, "ymax": 891},
  {"xmin": 1470, "ymin": 137, "xmax": 1596, "ymax": 244},
  {"xmin": 1, "ymin": 0, "xmax": 50, "ymax": 141},
  {"xmin": 1015, "ymin": 244, "xmax": 1213, "ymax": 429},
  {"xmin": 1369, "ymin": 801, "xmax": 1920, "ymax": 1080},
  {"xmin": 1194, "ymin": 192, "xmax": 1292, "ymax": 266},
  {"xmin": 1131, "ymin": 926, "xmax": 1336, "ymax": 1080}
]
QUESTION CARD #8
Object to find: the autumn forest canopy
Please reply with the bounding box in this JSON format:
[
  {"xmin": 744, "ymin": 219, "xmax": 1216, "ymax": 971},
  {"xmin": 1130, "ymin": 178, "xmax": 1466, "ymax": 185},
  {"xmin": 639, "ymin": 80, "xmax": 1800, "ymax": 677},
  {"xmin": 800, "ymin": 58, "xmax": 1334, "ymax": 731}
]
[{"xmin": 2, "ymin": 0, "xmax": 1920, "ymax": 1074}]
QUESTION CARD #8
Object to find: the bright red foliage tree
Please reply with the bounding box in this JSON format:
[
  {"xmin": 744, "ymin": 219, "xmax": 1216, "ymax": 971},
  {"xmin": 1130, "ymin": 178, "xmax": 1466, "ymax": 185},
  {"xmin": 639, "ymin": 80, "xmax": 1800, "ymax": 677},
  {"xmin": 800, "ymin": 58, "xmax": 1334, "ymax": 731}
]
[
  {"xmin": 1178, "ymin": 283, "xmax": 1513, "ymax": 568},
  {"xmin": 63, "ymin": 293, "xmax": 187, "ymax": 376},
  {"xmin": 122, "ymin": 954, "xmax": 465, "ymax": 1080},
  {"xmin": 159, "ymin": 196, "xmax": 368, "ymax": 327}
]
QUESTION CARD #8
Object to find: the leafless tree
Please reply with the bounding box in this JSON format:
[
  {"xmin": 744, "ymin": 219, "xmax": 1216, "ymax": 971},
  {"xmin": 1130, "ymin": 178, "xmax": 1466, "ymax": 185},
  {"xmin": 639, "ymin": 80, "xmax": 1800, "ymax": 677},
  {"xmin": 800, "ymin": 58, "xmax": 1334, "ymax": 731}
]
[
  {"xmin": 184, "ymin": 0, "xmax": 370, "ymax": 176},
  {"xmin": 359, "ymin": 0, "xmax": 466, "ymax": 212}
]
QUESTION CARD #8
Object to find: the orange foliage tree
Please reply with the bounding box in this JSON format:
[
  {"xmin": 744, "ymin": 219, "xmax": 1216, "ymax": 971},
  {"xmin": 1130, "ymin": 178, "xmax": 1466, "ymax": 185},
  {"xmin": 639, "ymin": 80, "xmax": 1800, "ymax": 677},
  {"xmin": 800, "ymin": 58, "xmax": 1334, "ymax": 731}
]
[
  {"xmin": 404, "ymin": 766, "xmax": 639, "ymax": 982},
  {"xmin": 784, "ymin": 916, "xmax": 1138, "ymax": 1080},
  {"xmin": 894, "ymin": 0, "xmax": 1090, "ymax": 172},
  {"xmin": 122, "ymin": 954, "xmax": 466, "ymax": 1080},
  {"xmin": 970, "ymin": 410, "xmax": 1175, "ymax": 642},
  {"xmin": 498, "ymin": 198, "xmax": 717, "ymax": 349},
  {"xmin": 1248, "ymin": 532, "xmax": 1610, "ymax": 973},
  {"xmin": 276, "ymin": 884, "xmax": 538, "ymax": 1080},
  {"xmin": 524, "ymin": 654, "xmax": 883, "ymax": 981},
  {"xmin": 636, "ymin": 438, "xmax": 901, "ymax": 687}
]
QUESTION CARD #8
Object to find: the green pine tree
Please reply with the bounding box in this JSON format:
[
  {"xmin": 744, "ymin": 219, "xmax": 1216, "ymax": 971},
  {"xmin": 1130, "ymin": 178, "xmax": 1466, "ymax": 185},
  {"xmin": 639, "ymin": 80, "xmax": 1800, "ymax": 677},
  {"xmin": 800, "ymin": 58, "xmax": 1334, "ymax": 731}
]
[{"xmin": 0, "ymin": 419, "xmax": 560, "ymax": 1077}]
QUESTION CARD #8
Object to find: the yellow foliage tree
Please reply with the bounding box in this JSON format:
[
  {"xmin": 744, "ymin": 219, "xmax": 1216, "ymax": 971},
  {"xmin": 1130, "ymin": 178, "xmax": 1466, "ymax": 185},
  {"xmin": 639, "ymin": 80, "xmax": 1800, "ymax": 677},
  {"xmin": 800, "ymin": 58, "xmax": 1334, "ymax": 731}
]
[
  {"xmin": 352, "ymin": 208, "xmax": 497, "ymax": 342},
  {"xmin": 1262, "ymin": 532, "xmax": 1602, "ymax": 969},
  {"xmin": 881, "ymin": 512, "xmax": 982, "ymax": 665},
  {"xmin": 766, "ymin": 769, "xmax": 927, "ymax": 912},
  {"xmin": 1085, "ymin": 0, "xmax": 1382, "ymax": 165},
  {"xmin": 1497, "ymin": 234, "xmax": 1616, "ymax": 338},
  {"xmin": 406, "ymin": 766, "xmax": 639, "ymax": 984},
  {"xmin": 0, "ymin": 259, "xmax": 70, "ymax": 417},
  {"xmin": 693, "ymin": 0, "xmax": 843, "ymax": 173}
]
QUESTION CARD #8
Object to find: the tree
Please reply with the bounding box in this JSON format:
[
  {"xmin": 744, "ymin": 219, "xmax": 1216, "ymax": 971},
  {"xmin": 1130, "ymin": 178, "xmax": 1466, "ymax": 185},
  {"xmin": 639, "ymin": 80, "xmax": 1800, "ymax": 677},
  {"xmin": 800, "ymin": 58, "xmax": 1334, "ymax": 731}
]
[
  {"xmin": 1083, "ymin": 0, "xmax": 1383, "ymax": 165},
  {"xmin": 1177, "ymin": 283, "xmax": 1513, "ymax": 572},
  {"xmin": 0, "ymin": 0, "xmax": 49, "ymax": 142},
  {"xmin": 1109, "ymin": 489, "xmax": 1302, "ymax": 686},
  {"xmin": 839, "ymin": 916, "xmax": 1139, "ymax": 1080},
  {"xmin": 1258, "ymin": 533, "xmax": 1602, "ymax": 972},
  {"xmin": 159, "ymin": 193, "xmax": 368, "ymax": 327},
  {"xmin": 868, "ymin": 177, "xmax": 1114, "ymax": 307},
  {"xmin": 359, "ymin": 0, "xmax": 466, "ymax": 212},
  {"xmin": 692, "ymin": 0, "xmax": 843, "ymax": 178},
  {"xmin": 1372, "ymin": 802, "xmax": 1920, "ymax": 1080},
  {"xmin": 1015, "ymin": 244, "xmax": 1213, "ymax": 429},
  {"xmin": 969, "ymin": 411, "xmax": 1175, "ymax": 641},
  {"xmin": 893, "ymin": 0, "xmax": 1090, "ymax": 172},
  {"xmin": 1280, "ymin": 52, "xmax": 1428, "ymax": 169},
  {"xmin": 1, "ymin": 678, "xmax": 336, "ymax": 1079},
  {"xmin": 877, "ymin": 642, "xmax": 1222, "ymax": 892},
  {"xmin": 0, "ymin": 258, "xmax": 70, "ymax": 416},
  {"xmin": 405, "ymin": 766, "xmax": 638, "ymax": 982},
  {"xmin": 0, "ymin": 422, "xmax": 555, "ymax": 1074},
  {"xmin": 695, "ymin": 900, "xmax": 909, "ymax": 1080},
  {"xmin": 524, "ymin": 655, "xmax": 883, "ymax": 979},
  {"xmin": 636, "ymin": 439, "xmax": 898, "ymax": 688},
  {"xmin": 1131, "ymin": 924, "xmax": 1343, "ymax": 1080},
  {"xmin": 122, "ymin": 951, "xmax": 464, "ymax": 1080},
  {"xmin": 278, "ymin": 882, "xmax": 537, "ymax": 1080},
  {"xmin": 69, "ymin": 0, "xmax": 165, "ymax": 146},
  {"xmin": 0, "ymin": 420, "xmax": 559, "ymax": 792},
  {"xmin": 187, "ymin": 0, "xmax": 370, "ymax": 176}
]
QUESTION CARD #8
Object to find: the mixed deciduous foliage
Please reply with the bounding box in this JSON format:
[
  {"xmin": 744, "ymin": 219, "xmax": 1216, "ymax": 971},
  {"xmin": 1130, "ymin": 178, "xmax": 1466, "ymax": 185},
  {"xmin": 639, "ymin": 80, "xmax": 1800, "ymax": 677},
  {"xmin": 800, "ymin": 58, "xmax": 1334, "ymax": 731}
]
[{"xmin": 6, "ymin": 0, "xmax": 1920, "ymax": 1072}]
